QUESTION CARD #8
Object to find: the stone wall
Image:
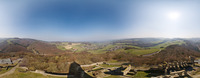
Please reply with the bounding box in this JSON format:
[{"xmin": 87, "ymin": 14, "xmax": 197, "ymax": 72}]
[
  {"xmin": 80, "ymin": 62, "xmax": 104, "ymax": 67},
  {"xmin": 122, "ymin": 65, "xmax": 131, "ymax": 75}
]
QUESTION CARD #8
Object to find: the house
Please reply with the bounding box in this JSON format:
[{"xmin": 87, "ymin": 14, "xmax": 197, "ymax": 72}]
[
  {"xmin": 0, "ymin": 58, "xmax": 13, "ymax": 65},
  {"xmin": 194, "ymin": 59, "xmax": 200, "ymax": 64}
]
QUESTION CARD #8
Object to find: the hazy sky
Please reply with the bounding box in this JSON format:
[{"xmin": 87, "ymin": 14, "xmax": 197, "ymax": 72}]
[{"xmin": 0, "ymin": 0, "xmax": 200, "ymax": 41}]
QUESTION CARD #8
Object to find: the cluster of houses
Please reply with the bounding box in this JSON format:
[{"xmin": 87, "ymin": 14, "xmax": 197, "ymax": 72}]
[
  {"xmin": 0, "ymin": 58, "xmax": 13, "ymax": 65},
  {"xmin": 194, "ymin": 59, "xmax": 200, "ymax": 64},
  {"xmin": 0, "ymin": 58, "xmax": 21, "ymax": 68}
]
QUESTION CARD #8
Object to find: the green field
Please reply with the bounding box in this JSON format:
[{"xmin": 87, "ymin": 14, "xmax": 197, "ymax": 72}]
[
  {"xmin": 124, "ymin": 48, "xmax": 160, "ymax": 55},
  {"xmin": 6, "ymin": 39, "xmax": 16, "ymax": 44},
  {"xmin": 149, "ymin": 40, "xmax": 186, "ymax": 49},
  {"xmin": 56, "ymin": 45, "xmax": 66, "ymax": 51},
  {"xmin": 122, "ymin": 40, "xmax": 186, "ymax": 55},
  {"xmin": 71, "ymin": 44, "xmax": 87, "ymax": 52},
  {"xmin": 54, "ymin": 40, "xmax": 186, "ymax": 55},
  {"xmin": 133, "ymin": 71, "xmax": 149, "ymax": 78},
  {"xmin": 88, "ymin": 44, "xmax": 119, "ymax": 54},
  {"xmin": 107, "ymin": 60, "xmax": 119, "ymax": 63}
]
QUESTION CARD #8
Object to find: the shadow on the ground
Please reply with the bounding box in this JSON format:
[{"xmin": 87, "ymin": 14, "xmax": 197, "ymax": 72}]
[
  {"xmin": 144, "ymin": 69, "xmax": 164, "ymax": 77},
  {"xmin": 68, "ymin": 62, "xmax": 93, "ymax": 78}
]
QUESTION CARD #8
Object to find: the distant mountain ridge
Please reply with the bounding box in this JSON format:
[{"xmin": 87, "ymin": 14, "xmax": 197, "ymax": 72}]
[
  {"xmin": 0, "ymin": 38, "xmax": 65, "ymax": 54},
  {"xmin": 1, "ymin": 38, "xmax": 200, "ymax": 55}
]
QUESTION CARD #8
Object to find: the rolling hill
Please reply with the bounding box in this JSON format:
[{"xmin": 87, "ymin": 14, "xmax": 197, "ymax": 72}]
[
  {"xmin": 0, "ymin": 38, "xmax": 200, "ymax": 56},
  {"xmin": 52, "ymin": 38, "xmax": 187, "ymax": 55},
  {"xmin": 0, "ymin": 38, "xmax": 66, "ymax": 54}
]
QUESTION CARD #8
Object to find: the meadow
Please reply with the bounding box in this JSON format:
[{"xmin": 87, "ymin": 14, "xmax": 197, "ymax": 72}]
[{"xmin": 54, "ymin": 39, "xmax": 186, "ymax": 56}]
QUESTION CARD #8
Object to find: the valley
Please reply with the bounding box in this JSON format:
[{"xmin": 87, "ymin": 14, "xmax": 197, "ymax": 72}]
[{"xmin": 0, "ymin": 38, "xmax": 200, "ymax": 78}]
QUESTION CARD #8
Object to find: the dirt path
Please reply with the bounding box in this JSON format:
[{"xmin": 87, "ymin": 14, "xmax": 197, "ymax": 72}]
[
  {"xmin": 0, "ymin": 63, "xmax": 19, "ymax": 77},
  {"xmin": 142, "ymin": 49, "xmax": 161, "ymax": 56}
]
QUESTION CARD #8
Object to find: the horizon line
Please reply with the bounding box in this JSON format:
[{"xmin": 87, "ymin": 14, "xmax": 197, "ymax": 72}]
[{"xmin": 1, "ymin": 37, "xmax": 200, "ymax": 42}]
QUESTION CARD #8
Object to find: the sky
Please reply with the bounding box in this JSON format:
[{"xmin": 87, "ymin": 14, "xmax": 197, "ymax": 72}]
[{"xmin": 0, "ymin": 0, "xmax": 200, "ymax": 41}]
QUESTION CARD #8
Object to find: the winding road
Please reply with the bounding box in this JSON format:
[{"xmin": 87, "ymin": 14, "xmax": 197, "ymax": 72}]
[{"xmin": 142, "ymin": 49, "xmax": 162, "ymax": 56}]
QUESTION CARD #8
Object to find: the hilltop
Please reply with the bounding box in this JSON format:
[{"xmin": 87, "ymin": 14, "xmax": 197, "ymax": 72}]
[{"xmin": 0, "ymin": 38, "xmax": 66, "ymax": 54}]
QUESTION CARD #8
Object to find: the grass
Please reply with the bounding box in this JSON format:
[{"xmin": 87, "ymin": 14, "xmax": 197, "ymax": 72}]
[
  {"xmin": 92, "ymin": 68, "xmax": 103, "ymax": 71},
  {"xmin": 6, "ymin": 39, "xmax": 18, "ymax": 44},
  {"xmin": 100, "ymin": 64, "xmax": 121, "ymax": 68},
  {"xmin": 149, "ymin": 40, "xmax": 186, "ymax": 49},
  {"xmin": 90, "ymin": 40, "xmax": 185, "ymax": 55},
  {"xmin": 89, "ymin": 44, "xmax": 126, "ymax": 54},
  {"xmin": 133, "ymin": 71, "xmax": 149, "ymax": 78},
  {"xmin": 126, "ymin": 45, "xmax": 141, "ymax": 49},
  {"xmin": 71, "ymin": 44, "xmax": 86, "ymax": 52},
  {"xmin": 56, "ymin": 45, "xmax": 66, "ymax": 51},
  {"xmin": 0, "ymin": 67, "xmax": 13, "ymax": 74},
  {"xmin": 1, "ymin": 68, "xmax": 66, "ymax": 78},
  {"xmin": 107, "ymin": 60, "xmax": 119, "ymax": 63},
  {"xmin": 54, "ymin": 40, "xmax": 186, "ymax": 55},
  {"xmin": 125, "ymin": 48, "xmax": 160, "ymax": 55},
  {"xmin": 122, "ymin": 40, "xmax": 186, "ymax": 56},
  {"xmin": 53, "ymin": 42, "xmax": 83, "ymax": 52},
  {"xmin": 6, "ymin": 39, "xmax": 16, "ymax": 44}
]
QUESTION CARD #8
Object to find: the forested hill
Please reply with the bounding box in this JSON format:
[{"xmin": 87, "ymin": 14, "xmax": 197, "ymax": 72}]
[{"xmin": 0, "ymin": 38, "xmax": 66, "ymax": 54}]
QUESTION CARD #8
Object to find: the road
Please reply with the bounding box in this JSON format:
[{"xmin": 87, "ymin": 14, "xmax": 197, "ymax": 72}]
[{"xmin": 142, "ymin": 49, "xmax": 161, "ymax": 56}]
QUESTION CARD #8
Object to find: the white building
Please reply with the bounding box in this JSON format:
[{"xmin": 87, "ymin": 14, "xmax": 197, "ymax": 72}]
[{"xmin": 0, "ymin": 58, "xmax": 13, "ymax": 64}]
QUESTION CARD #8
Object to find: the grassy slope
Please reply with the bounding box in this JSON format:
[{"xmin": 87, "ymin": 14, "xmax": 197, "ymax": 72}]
[
  {"xmin": 1, "ymin": 68, "xmax": 66, "ymax": 78},
  {"xmin": 54, "ymin": 42, "xmax": 84, "ymax": 52},
  {"xmin": 88, "ymin": 44, "xmax": 118, "ymax": 54},
  {"xmin": 149, "ymin": 40, "xmax": 186, "ymax": 49},
  {"xmin": 113, "ymin": 40, "xmax": 186, "ymax": 55},
  {"xmin": 6, "ymin": 39, "xmax": 16, "ymax": 44},
  {"xmin": 124, "ymin": 48, "xmax": 160, "ymax": 55},
  {"xmin": 133, "ymin": 71, "xmax": 149, "ymax": 78},
  {"xmin": 56, "ymin": 45, "xmax": 66, "ymax": 51},
  {"xmin": 0, "ymin": 67, "xmax": 13, "ymax": 74},
  {"xmin": 71, "ymin": 44, "xmax": 86, "ymax": 52}
]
